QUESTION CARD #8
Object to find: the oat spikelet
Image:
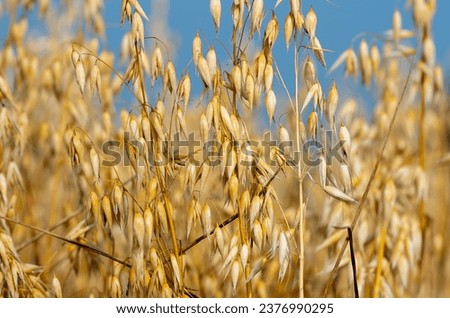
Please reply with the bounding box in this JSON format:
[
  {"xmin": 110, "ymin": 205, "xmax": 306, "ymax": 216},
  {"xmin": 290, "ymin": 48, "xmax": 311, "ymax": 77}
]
[
  {"xmin": 422, "ymin": 36, "xmax": 435, "ymax": 66},
  {"xmin": 164, "ymin": 60, "xmax": 177, "ymax": 94},
  {"xmin": 246, "ymin": 257, "xmax": 268, "ymax": 282},
  {"xmin": 200, "ymin": 113, "xmax": 209, "ymax": 143},
  {"xmin": 306, "ymin": 111, "xmax": 318, "ymax": 140},
  {"xmin": 102, "ymin": 196, "xmax": 113, "ymax": 230},
  {"xmin": 370, "ymin": 45, "xmax": 381, "ymax": 78},
  {"xmin": 278, "ymin": 231, "xmax": 289, "ymax": 281},
  {"xmin": 264, "ymin": 12, "xmax": 279, "ymax": 49},
  {"xmin": 231, "ymin": 64, "xmax": 242, "ymax": 95},
  {"xmin": 303, "ymin": 56, "xmax": 316, "ymax": 88},
  {"xmin": 133, "ymin": 212, "xmax": 145, "ymax": 247},
  {"xmin": 70, "ymin": 134, "xmax": 84, "ymax": 167},
  {"xmin": 220, "ymin": 105, "xmax": 235, "ymax": 139},
  {"xmin": 231, "ymin": 2, "xmax": 241, "ymax": 29},
  {"xmin": 210, "ymin": 0, "xmax": 221, "ymax": 32},
  {"xmin": 201, "ymin": 202, "xmax": 212, "ymax": 236},
  {"xmin": 170, "ymin": 254, "xmax": 181, "ymax": 288},
  {"xmin": 265, "ymin": 89, "xmax": 276, "ymax": 124},
  {"xmin": 252, "ymin": 220, "xmax": 263, "ymax": 250},
  {"xmin": 249, "ymin": 195, "xmax": 262, "ymax": 226},
  {"xmin": 220, "ymin": 245, "xmax": 238, "ymax": 275},
  {"xmin": 345, "ymin": 48, "xmax": 358, "ymax": 79},
  {"xmin": 255, "ymin": 51, "xmax": 266, "ymax": 84},
  {"xmin": 186, "ymin": 198, "xmax": 198, "ymax": 239},
  {"xmin": 52, "ymin": 275, "xmax": 62, "ymax": 298},
  {"xmin": 178, "ymin": 75, "xmax": 191, "ymax": 108},
  {"xmin": 302, "ymin": 82, "xmax": 319, "ymax": 114},
  {"xmin": 284, "ymin": 13, "xmax": 294, "ymax": 49},
  {"xmin": 131, "ymin": 12, "xmax": 144, "ymax": 47},
  {"xmin": 206, "ymin": 47, "xmax": 217, "ymax": 79},
  {"xmin": 323, "ymin": 185, "xmax": 358, "ymax": 204},
  {"xmin": 328, "ymin": 49, "xmax": 349, "ymax": 74},
  {"xmin": 150, "ymin": 109, "xmax": 165, "ymax": 140},
  {"xmin": 89, "ymin": 147, "xmax": 100, "ymax": 180},
  {"xmin": 244, "ymin": 73, "xmax": 255, "ymax": 109},
  {"xmin": 197, "ymin": 55, "xmax": 211, "ymax": 88},
  {"xmin": 339, "ymin": 163, "xmax": 352, "ymax": 194},
  {"xmin": 326, "ymin": 81, "xmax": 338, "ymax": 131},
  {"xmin": 110, "ymin": 276, "xmax": 121, "ymax": 298},
  {"xmin": 228, "ymin": 174, "xmax": 239, "ymax": 206},
  {"xmin": 75, "ymin": 58, "xmax": 86, "ymax": 95},
  {"xmin": 339, "ymin": 122, "xmax": 351, "ymax": 158},
  {"xmin": 144, "ymin": 208, "xmax": 154, "ymax": 248},
  {"xmin": 304, "ymin": 6, "xmax": 317, "ymax": 39},
  {"xmin": 192, "ymin": 32, "xmax": 202, "ymax": 67},
  {"xmin": 215, "ymin": 224, "xmax": 225, "ymax": 257},
  {"xmin": 250, "ymin": 0, "xmax": 263, "ymax": 36},
  {"xmin": 392, "ymin": 9, "xmax": 402, "ymax": 44},
  {"xmin": 90, "ymin": 63, "xmax": 101, "ymax": 96},
  {"xmin": 130, "ymin": 0, "xmax": 149, "ymax": 22},
  {"xmin": 70, "ymin": 49, "xmax": 80, "ymax": 68},
  {"xmin": 151, "ymin": 44, "xmax": 164, "ymax": 86},
  {"xmin": 312, "ymin": 36, "xmax": 326, "ymax": 68},
  {"xmin": 231, "ymin": 260, "xmax": 240, "ymax": 294},
  {"xmin": 359, "ymin": 39, "xmax": 372, "ymax": 87},
  {"xmin": 264, "ymin": 63, "xmax": 273, "ymax": 93},
  {"xmin": 240, "ymin": 243, "xmax": 249, "ymax": 268},
  {"xmin": 278, "ymin": 124, "xmax": 291, "ymax": 155}
]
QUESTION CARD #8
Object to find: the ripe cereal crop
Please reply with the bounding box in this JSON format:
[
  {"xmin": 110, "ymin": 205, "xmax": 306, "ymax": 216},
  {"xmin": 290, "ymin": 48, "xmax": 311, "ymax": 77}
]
[{"xmin": 0, "ymin": 0, "xmax": 448, "ymax": 298}]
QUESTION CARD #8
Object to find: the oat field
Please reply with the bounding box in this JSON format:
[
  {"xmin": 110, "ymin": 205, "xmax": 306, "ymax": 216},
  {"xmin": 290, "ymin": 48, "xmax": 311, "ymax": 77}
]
[{"xmin": 0, "ymin": 0, "xmax": 449, "ymax": 298}]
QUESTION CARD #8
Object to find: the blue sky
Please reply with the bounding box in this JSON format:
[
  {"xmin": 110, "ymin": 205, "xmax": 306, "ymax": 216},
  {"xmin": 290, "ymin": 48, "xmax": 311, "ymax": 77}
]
[
  {"xmin": 104, "ymin": 0, "xmax": 450, "ymax": 114},
  {"xmin": 1, "ymin": 1, "xmax": 449, "ymax": 114}
]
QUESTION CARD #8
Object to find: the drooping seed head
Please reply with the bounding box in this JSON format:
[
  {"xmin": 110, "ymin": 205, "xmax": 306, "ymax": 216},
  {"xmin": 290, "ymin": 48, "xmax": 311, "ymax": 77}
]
[
  {"xmin": 339, "ymin": 122, "xmax": 351, "ymax": 158},
  {"xmin": 210, "ymin": 0, "xmax": 222, "ymax": 32},
  {"xmin": 206, "ymin": 47, "xmax": 217, "ymax": 80},
  {"xmin": 303, "ymin": 56, "xmax": 316, "ymax": 88},
  {"xmin": 326, "ymin": 81, "xmax": 339, "ymax": 130},
  {"xmin": 312, "ymin": 36, "xmax": 326, "ymax": 68},
  {"xmin": 231, "ymin": 64, "xmax": 242, "ymax": 95},
  {"xmin": 250, "ymin": 0, "xmax": 264, "ymax": 36},
  {"xmin": 264, "ymin": 63, "xmax": 273, "ymax": 92},
  {"xmin": 304, "ymin": 6, "xmax": 317, "ymax": 39},
  {"xmin": 192, "ymin": 32, "xmax": 202, "ymax": 67},
  {"xmin": 265, "ymin": 89, "xmax": 276, "ymax": 124},
  {"xmin": 359, "ymin": 39, "xmax": 372, "ymax": 87},
  {"xmin": 264, "ymin": 12, "xmax": 279, "ymax": 49},
  {"xmin": 284, "ymin": 13, "xmax": 294, "ymax": 49}
]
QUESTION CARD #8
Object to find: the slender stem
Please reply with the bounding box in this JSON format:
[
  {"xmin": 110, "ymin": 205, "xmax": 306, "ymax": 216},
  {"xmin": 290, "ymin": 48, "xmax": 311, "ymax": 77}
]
[
  {"xmin": 17, "ymin": 209, "xmax": 82, "ymax": 251},
  {"xmin": 0, "ymin": 215, "xmax": 130, "ymax": 267},
  {"xmin": 347, "ymin": 227, "xmax": 359, "ymax": 298},
  {"xmin": 294, "ymin": 43, "xmax": 305, "ymax": 298},
  {"xmin": 181, "ymin": 213, "xmax": 239, "ymax": 254}
]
